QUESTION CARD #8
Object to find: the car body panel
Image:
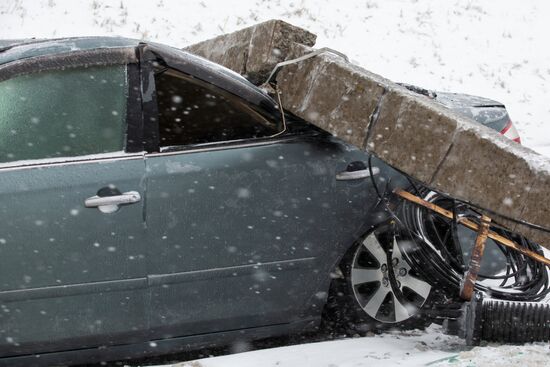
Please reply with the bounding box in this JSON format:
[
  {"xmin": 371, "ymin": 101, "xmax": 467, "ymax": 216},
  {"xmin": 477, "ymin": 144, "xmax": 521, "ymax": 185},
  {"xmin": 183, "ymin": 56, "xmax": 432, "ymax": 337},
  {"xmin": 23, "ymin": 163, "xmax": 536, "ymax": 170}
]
[
  {"xmin": 2, "ymin": 319, "xmax": 316, "ymax": 367},
  {"xmin": 0, "ymin": 42, "xmax": 151, "ymax": 358},
  {"xmin": 143, "ymin": 134, "xmax": 380, "ymax": 338},
  {"xmin": 0, "ymin": 156, "xmax": 149, "ymax": 356}
]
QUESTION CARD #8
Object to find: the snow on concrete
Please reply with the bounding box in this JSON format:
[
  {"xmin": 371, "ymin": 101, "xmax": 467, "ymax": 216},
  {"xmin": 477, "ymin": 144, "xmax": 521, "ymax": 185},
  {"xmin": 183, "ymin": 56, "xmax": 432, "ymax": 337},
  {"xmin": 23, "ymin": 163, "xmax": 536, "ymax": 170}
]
[{"xmin": 1, "ymin": 0, "xmax": 549, "ymax": 156}]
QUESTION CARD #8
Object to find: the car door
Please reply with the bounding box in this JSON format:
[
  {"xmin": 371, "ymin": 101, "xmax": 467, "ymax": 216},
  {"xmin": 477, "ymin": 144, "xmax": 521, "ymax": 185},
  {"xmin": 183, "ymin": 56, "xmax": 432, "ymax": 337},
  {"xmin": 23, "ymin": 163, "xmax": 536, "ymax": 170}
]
[
  {"xmin": 142, "ymin": 50, "xmax": 378, "ymax": 339},
  {"xmin": 0, "ymin": 56, "xmax": 148, "ymax": 356}
]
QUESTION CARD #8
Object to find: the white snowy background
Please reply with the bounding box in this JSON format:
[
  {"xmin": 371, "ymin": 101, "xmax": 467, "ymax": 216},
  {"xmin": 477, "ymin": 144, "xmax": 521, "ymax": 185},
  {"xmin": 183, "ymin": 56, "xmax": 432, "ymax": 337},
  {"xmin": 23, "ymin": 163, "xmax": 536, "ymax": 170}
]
[{"xmin": 1, "ymin": 0, "xmax": 549, "ymax": 366}]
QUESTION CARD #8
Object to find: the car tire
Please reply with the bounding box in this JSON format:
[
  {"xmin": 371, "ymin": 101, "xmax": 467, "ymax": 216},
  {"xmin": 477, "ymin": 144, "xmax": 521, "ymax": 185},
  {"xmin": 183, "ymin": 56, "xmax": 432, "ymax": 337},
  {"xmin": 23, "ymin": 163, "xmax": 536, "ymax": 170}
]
[{"xmin": 323, "ymin": 221, "xmax": 436, "ymax": 335}]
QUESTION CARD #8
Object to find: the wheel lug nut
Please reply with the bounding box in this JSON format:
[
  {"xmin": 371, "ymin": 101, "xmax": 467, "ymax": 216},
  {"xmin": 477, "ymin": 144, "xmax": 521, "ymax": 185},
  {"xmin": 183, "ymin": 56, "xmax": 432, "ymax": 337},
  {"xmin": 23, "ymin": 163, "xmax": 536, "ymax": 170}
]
[
  {"xmin": 381, "ymin": 264, "xmax": 387, "ymax": 272},
  {"xmin": 399, "ymin": 268, "xmax": 407, "ymax": 276},
  {"xmin": 392, "ymin": 258, "xmax": 399, "ymax": 266},
  {"xmin": 382, "ymin": 278, "xmax": 389, "ymax": 287}
]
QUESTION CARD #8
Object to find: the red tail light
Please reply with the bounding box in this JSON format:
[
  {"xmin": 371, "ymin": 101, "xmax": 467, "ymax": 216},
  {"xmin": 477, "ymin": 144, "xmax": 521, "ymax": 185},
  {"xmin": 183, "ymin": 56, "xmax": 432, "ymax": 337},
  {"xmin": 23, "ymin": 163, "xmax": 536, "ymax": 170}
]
[{"xmin": 500, "ymin": 120, "xmax": 521, "ymax": 144}]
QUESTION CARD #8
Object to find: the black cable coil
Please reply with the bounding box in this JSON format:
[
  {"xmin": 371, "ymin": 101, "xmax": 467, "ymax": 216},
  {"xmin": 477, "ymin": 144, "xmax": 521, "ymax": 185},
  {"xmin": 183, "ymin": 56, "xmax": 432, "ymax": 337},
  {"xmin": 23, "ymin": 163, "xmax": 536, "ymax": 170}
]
[{"xmin": 394, "ymin": 186, "xmax": 550, "ymax": 302}]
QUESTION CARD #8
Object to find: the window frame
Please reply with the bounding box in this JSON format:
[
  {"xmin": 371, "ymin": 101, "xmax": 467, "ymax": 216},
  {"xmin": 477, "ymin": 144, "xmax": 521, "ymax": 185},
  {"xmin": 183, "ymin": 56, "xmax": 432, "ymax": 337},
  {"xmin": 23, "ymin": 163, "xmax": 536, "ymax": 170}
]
[
  {"xmin": 157, "ymin": 68, "xmax": 284, "ymax": 151},
  {"xmin": 0, "ymin": 47, "xmax": 144, "ymax": 171},
  {"xmin": 139, "ymin": 45, "xmax": 289, "ymax": 155}
]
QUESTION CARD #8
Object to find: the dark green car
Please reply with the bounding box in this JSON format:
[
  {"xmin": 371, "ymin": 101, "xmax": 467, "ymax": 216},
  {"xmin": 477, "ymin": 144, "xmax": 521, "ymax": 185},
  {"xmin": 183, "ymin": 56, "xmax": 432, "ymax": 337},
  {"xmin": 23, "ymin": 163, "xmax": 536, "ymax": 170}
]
[{"xmin": 0, "ymin": 37, "xmax": 526, "ymax": 366}]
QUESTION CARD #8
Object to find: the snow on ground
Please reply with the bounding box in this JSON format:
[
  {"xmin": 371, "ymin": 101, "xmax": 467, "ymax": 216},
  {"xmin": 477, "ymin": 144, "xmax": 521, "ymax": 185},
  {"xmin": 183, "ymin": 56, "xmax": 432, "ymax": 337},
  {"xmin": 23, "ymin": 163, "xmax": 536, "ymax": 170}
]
[
  {"xmin": 149, "ymin": 325, "xmax": 550, "ymax": 367},
  {"xmin": 1, "ymin": 0, "xmax": 550, "ymax": 156},
  {"xmin": 157, "ymin": 325, "xmax": 463, "ymax": 367},
  {"xmin": 1, "ymin": 1, "xmax": 549, "ymax": 366}
]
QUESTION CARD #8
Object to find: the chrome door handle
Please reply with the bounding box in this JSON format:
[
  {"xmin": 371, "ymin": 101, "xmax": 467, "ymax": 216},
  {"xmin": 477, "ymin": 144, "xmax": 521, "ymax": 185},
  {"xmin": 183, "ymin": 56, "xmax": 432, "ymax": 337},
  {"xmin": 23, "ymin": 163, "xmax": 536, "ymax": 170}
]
[
  {"xmin": 85, "ymin": 191, "xmax": 141, "ymax": 213},
  {"xmin": 336, "ymin": 167, "xmax": 379, "ymax": 181}
]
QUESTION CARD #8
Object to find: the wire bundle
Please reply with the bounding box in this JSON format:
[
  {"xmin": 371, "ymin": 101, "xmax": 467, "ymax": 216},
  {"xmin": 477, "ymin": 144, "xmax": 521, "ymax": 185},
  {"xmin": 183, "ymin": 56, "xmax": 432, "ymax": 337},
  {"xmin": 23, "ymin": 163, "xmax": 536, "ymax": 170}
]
[{"xmin": 396, "ymin": 186, "xmax": 550, "ymax": 302}]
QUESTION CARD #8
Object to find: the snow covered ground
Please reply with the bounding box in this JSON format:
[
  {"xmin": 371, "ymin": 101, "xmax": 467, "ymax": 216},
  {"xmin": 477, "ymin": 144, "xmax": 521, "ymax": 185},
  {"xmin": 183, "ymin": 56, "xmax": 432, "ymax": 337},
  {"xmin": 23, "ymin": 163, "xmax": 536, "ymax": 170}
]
[
  {"xmin": 150, "ymin": 325, "xmax": 550, "ymax": 367},
  {"xmin": 1, "ymin": 1, "xmax": 549, "ymax": 366}
]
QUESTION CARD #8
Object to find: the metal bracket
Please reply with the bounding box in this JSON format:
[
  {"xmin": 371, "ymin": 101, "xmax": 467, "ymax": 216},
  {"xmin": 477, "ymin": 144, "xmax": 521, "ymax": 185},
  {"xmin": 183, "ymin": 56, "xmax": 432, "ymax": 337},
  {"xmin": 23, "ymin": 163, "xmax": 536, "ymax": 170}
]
[
  {"xmin": 262, "ymin": 47, "xmax": 349, "ymax": 87},
  {"xmin": 460, "ymin": 215, "xmax": 491, "ymax": 301}
]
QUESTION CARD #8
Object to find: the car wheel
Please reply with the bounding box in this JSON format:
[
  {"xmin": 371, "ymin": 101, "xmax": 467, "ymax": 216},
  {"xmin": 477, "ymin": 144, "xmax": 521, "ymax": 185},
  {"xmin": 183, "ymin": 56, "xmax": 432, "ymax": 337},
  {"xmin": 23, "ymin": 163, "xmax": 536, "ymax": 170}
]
[{"xmin": 323, "ymin": 221, "xmax": 434, "ymax": 335}]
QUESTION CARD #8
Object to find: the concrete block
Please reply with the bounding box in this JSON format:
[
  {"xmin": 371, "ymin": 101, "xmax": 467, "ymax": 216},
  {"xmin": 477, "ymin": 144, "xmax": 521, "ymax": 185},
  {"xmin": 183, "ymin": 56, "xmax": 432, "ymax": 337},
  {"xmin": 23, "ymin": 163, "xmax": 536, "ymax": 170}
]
[
  {"xmin": 431, "ymin": 123, "xmax": 537, "ymax": 223},
  {"xmin": 187, "ymin": 20, "xmax": 550, "ymax": 249},
  {"xmin": 185, "ymin": 19, "xmax": 316, "ymax": 84},
  {"xmin": 513, "ymin": 161, "xmax": 550, "ymax": 246},
  {"xmin": 275, "ymin": 45, "xmax": 550, "ymax": 248},
  {"xmin": 274, "ymin": 45, "xmax": 322, "ymax": 113},
  {"xmin": 277, "ymin": 52, "xmax": 387, "ymax": 149},
  {"xmin": 367, "ymin": 86, "xmax": 459, "ymax": 183}
]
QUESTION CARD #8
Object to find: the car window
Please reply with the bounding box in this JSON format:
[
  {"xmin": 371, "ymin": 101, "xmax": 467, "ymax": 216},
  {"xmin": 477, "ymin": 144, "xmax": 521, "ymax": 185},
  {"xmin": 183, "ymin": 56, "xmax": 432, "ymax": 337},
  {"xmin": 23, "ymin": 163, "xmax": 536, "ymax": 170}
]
[
  {"xmin": 155, "ymin": 68, "xmax": 279, "ymax": 148},
  {"xmin": 0, "ymin": 65, "xmax": 127, "ymax": 164}
]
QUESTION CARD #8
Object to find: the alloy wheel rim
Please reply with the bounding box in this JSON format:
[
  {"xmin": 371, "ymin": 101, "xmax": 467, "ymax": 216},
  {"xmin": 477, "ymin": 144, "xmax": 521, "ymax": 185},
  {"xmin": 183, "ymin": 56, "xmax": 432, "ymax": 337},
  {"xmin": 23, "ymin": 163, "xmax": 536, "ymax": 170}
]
[{"xmin": 350, "ymin": 229, "xmax": 432, "ymax": 323}]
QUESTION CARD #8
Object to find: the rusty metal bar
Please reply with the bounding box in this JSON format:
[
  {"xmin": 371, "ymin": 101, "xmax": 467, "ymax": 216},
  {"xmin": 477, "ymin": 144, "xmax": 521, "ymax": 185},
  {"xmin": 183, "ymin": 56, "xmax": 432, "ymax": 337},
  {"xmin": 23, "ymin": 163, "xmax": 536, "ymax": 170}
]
[
  {"xmin": 394, "ymin": 188, "xmax": 550, "ymax": 267},
  {"xmin": 460, "ymin": 215, "xmax": 491, "ymax": 300}
]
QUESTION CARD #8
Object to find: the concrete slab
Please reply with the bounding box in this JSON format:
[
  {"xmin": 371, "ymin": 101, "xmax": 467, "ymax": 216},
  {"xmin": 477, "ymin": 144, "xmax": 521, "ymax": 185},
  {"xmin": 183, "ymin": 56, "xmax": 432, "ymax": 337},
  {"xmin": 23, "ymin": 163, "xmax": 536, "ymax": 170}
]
[
  {"xmin": 184, "ymin": 19, "xmax": 550, "ymax": 249},
  {"xmin": 277, "ymin": 52, "xmax": 387, "ymax": 150},
  {"xmin": 185, "ymin": 19, "xmax": 316, "ymax": 85}
]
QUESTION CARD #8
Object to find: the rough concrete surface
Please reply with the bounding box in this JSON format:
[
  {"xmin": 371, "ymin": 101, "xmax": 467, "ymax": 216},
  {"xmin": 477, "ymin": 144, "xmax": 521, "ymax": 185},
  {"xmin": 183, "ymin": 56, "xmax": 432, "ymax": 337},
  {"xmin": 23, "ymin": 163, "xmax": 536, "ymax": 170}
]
[
  {"xmin": 277, "ymin": 51, "xmax": 387, "ymax": 151},
  {"xmin": 185, "ymin": 19, "xmax": 550, "ymax": 250},
  {"xmin": 185, "ymin": 19, "xmax": 316, "ymax": 85},
  {"xmin": 364, "ymin": 84, "xmax": 460, "ymax": 184}
]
